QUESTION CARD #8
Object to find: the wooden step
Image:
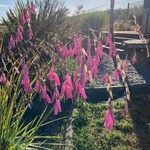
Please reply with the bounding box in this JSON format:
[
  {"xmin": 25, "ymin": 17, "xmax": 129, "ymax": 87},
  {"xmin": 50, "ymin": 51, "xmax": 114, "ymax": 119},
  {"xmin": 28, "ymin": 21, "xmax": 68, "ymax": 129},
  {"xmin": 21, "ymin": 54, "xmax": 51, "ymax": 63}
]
[
  {"xmin": 103, "ymin": 45, "xmax": 125, "ymax": 52},
  {"xmin": 123, "ymin": 39, "xmax": 148, "ymax": 49},
  {"xmin": 86, "ymin": 83, "xmax": 150, "ymax": 103}
]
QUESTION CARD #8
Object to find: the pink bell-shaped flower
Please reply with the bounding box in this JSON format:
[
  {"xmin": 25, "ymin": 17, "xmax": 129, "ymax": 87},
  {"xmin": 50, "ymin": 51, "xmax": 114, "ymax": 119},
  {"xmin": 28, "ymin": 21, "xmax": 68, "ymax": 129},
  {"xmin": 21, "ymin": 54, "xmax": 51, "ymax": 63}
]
[
  {"xmin": 41, "ymin": 84, "xmax": 51, "ymax": 104},
  {"xmin": 35, "ymin": 80, "xmax": 41, "ymax": 94},
  {"xmin": 21, "ymin": 74, "xmax": 32, "ymax": 93},
  {"xmin": 113, "ymin": 69, "xmax": 119, "ymax": 81},
  {"xmin": 21, "ymin": 64, "xmax": 32, "ymax": 93},
  {"xmin": 62, "ymin": 46, "xmax": 74, "ymax": 58},
  {"xmin": 0, "ymin": 72, "xmax": 7, "ymax": 85},
  {"xmin": 48, "ymin": 68, "xmax": 60, "ymax": 86},
  {"xmin": 78, "ymin": 84, "xmax": 87, "ymax": 100},
  {"xmin": 61, "ymin": 74, "xmax": 73, "ymax": 99},
  {"xmin": 104, "ymin": 107, "xmax": 115, "ymax": 130},
  {"xmin": 53, "ymin": 87, "xmax": 62, "ymax": 115},
  {"xmin": 16, "ymin": 24, "xmax": 23, "ymax": 43},
  {"xmin": 25, "ymin": 9, "xmax": 30, "ymax": 23}
]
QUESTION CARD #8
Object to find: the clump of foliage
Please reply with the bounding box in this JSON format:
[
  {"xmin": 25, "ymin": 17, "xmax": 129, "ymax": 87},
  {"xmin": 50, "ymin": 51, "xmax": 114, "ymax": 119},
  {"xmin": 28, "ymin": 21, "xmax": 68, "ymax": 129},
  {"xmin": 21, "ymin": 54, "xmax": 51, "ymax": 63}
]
[
  {"xmin": 0, "ymin": 82, "xmax": 60, "ymax": 150},
  {"xmin": 78, "ymin": 11, "xmax": 109, "ymax": 34},
  {"xmin": 2, "ymin": 0, "xmax": 75, "ymax": 43},
  {"xmin": 73, "ymin": 99, "xmax": 140, "ymax": 150}
]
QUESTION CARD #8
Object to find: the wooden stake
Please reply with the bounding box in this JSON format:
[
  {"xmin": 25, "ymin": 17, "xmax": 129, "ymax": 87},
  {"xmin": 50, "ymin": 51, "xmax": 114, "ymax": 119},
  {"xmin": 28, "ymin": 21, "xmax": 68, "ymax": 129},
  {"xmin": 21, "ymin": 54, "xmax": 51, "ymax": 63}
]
[{"xmin": 110, "ymin": 0, "xmax": 115, "ymax": 41}]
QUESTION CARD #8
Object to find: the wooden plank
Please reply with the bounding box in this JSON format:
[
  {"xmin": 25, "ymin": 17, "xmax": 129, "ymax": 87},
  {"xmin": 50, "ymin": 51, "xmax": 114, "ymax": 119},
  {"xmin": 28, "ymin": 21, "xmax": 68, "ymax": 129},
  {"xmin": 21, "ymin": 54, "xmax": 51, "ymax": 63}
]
[
  {"xmin": 102, "ymin": 31, "xmax": 139, "ymax": 35},
  {"xmin": 103, "ymin": 45, "xmax": 125, "ymax": 52},
  {"xmin": 114, "ymin": 36, "xmax": 134, "ymax": 40},
  {"xmin": 85, "ymin": 83, "xmax": 150, "ymax": 103},
  {"xmin": 123, "ymin": 39, "xmax": 148, "ymax": 45}
]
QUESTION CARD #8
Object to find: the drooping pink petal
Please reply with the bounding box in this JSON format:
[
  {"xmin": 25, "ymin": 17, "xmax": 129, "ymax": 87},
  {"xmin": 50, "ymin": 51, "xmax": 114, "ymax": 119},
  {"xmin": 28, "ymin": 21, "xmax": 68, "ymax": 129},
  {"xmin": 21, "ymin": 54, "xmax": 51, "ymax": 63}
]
[
  {"xmin": 74, "ymin": 80, "xmax": 79, "ymax": 97},
  {"xmin": 21, "ymin": 72, "xmax": 32, "ymax": 93},
  {"xmin": 25, "ymin": 9, "xmax": 30, "ymax": 23},
  {"xmin": 60, "ymin": 82, "xmax": 66, "ymax": 97},
  {"xmin": 104, "ymin": 107, "xmax": 115, "ymax": 130},
  {"xmin": 113, "ymin": 69, "xmax": 119, "ymax": 81},
  {"xmin": 48, "ymin": 68, "xmax": 60, "ymax": 86},
  {"xmin": 61, "ymin": 74, "xmax": 73, "ymax": 99},
  {"xmin": 53, "ymin": 74, "xmax": 60, "ymax": 86},
  {"xmin": 21, "ymin": 64, "xmax": 32, "ymax": 93},
  {"xmin": 65, "ymin": 85, "xmax": 73, "ymax": 99},
  {"xmin": 35, "ymin": 80, "xmax": 41, "ymax": 94},
  {"xmin": 91, "ymin": 65, "xmax": 98, "ymax": 79},
  {"xmin": 73, "ymin": 35, "xmax": 82, "ymax": 54},
  {"xmin": 41, "ymin": 84, "xmax": 51, "ymax": 104},
  {"xmin": 73, "ymin": 35, "xmax": 83, "ymax": 64},
  {"xmin": 8, "ymin": 35, "xmax": 15, "ymax": 49},
  {"xmin": 0, "ymin": 73, "xmax": 7, "ymax": 85},
  {"xmin": 53, "ymin": 89, "xmax": 62, "ymax": 115},
  {"xmin": 63, "ymin": 46, "xmax": 74, "ymax": 58},
  {"xmin": 105, "ymin": 33, "xmax": 115, "ymax": 57},
  {"xmin": 79, "ymin": 84, "xmax": 87, "ymax": 100},
  {"xmin": 89, "ymin": 57, "xmax": 99, "ymax": 79},
  {"xmin": 66, "ymin": 74, "xmax": 73, "ymax": 91},
  {"xmin": 54, "ymin": 98, "xmax": 62, "ymax": 115},
  {"xmin": 23, "ymin": 83, "xmax": 32, "ymax": 93},
  {"xmin": 16, "ymin": 24, "xmax": 23, "ymax": 43}
]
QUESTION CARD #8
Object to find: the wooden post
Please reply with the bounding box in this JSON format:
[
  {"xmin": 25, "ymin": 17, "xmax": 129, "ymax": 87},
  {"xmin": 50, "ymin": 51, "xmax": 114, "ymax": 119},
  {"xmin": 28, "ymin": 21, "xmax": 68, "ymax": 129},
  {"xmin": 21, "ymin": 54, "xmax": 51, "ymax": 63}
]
[
  {"xmin": 127, "ymin": 3, "xmax": 130, "ymax": 20},
  {"xmin": 110, "ymin": 0, "xmax": 115, "ymax": 41}
]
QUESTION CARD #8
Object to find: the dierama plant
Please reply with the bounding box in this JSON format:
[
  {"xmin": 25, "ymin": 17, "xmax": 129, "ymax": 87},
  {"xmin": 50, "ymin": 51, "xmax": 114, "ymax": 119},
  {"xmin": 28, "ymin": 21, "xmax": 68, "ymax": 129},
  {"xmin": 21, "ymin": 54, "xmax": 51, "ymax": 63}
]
[{"xmin": 0, "ymin": 2, "xmax": 72, "ymax": 150}]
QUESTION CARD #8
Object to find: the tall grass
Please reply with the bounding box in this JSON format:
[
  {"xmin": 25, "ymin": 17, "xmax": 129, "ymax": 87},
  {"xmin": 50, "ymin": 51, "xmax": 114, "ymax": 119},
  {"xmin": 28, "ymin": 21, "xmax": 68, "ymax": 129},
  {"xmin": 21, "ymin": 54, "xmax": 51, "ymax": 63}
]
[{"xmin": 0, "ymin": 73, "xmax": 63, "ymax": 150}]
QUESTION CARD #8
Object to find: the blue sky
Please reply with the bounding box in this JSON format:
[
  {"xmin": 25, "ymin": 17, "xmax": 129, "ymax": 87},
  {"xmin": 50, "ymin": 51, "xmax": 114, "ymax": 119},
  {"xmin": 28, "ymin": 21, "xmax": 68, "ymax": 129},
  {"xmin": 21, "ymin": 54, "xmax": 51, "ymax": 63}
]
[{"xmin": 0, "ymin": 0, "xmax": 143, "ymax": 20}]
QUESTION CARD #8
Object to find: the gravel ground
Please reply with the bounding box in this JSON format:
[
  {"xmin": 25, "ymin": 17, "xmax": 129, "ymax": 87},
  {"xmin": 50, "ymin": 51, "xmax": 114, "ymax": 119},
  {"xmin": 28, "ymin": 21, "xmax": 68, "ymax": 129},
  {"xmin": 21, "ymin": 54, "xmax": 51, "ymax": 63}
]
[{"xmin": 88, "ymin": 52, "xmax": 146, "ymax": 87}]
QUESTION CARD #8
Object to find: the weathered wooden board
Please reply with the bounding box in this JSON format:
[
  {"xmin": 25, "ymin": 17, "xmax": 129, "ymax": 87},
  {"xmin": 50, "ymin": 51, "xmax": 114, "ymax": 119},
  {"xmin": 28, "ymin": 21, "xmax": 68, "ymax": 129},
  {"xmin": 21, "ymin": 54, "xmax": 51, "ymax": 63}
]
[
  {"xmin": 123, "ymin": 39, "xmax": 148, "ymax": 45},
  {"xmin": 86, "ymin": 83, "xmax": 150, "ymax": 103}
]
